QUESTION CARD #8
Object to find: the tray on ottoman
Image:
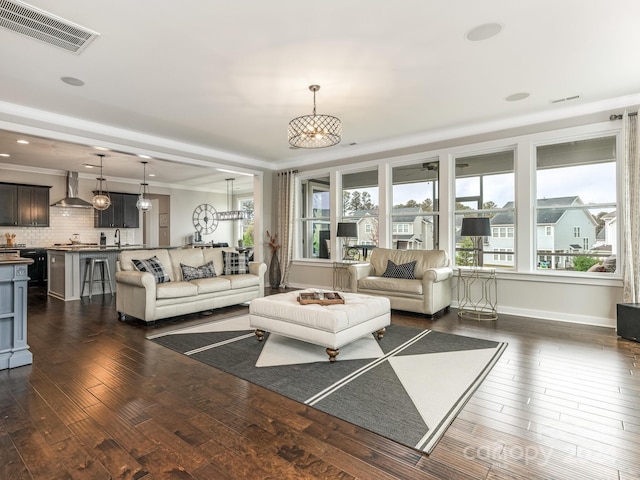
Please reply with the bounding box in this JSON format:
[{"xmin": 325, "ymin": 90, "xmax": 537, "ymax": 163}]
[{"xmin": 297, "ymin": 291, "xmax": 345, "ymax": 305}]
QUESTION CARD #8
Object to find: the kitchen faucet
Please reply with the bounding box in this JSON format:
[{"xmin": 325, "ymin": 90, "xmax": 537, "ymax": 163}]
[{"xmin": 115, "ymin": 229, "xmax": 121, "ymax": 247}]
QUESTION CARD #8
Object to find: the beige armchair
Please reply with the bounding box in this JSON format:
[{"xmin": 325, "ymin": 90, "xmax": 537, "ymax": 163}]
[{"xmin": 348, "ymin": 247, "xmax": 453, "ymax": 317}]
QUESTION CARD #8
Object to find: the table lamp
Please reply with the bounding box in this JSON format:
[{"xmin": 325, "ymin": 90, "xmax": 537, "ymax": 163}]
[
  {"xmin": 460, "ymin": 217, "xmax": 491, "ymax": 267},
  {"xmin": 337, "ymin": 222, "xmax": 358, "ymax": 260}
]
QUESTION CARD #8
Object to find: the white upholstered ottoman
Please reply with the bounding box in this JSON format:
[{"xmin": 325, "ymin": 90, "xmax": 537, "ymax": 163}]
[{"xmin": 249, "ymin": 290, "xmax": 391, "ymax": 361}]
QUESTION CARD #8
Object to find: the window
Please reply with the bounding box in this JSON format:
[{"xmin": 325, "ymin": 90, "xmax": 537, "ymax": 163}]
[
  {"xmin": 391, "ymin": 160, "xmax": 439, "ymax": 250},
  {"xmin": 342, "ymin": 169, "xmax": 379, "ymax": 259},
  {"xmin": 455, "ymin": 150, "xmax": 515, "ymax": 268},
  {"xmin": 545, "ymin": 226, "xmax": 552, "ymax": 236},
  {"xmin": 239, "ymin": 198, "xmax": 254, "ymax": 246},
  {"xmin": 299, "ymin": 176, "xmax": 330, "ymax": 259},
  {"xmin": 535, "ymin": 136, "xmax": 617, "ymax": 272}
]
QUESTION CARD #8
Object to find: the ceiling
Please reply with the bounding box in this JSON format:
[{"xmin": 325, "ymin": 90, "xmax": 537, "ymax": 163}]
[{"xmin": 1, "ymin": 0, "xmax": 640, "ymax": 191}]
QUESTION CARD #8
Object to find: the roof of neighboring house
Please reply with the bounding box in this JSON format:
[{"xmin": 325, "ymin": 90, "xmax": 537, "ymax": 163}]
[{"xmin": 491, "ymin": 196, "xmax": 587, "ymax": 226}]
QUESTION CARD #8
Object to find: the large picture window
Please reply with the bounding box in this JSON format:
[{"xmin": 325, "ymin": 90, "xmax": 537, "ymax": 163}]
[
  {"xmin": 455, "ymin": 150, "xmax": 515, "ymax": 268},
  {"xmin": 299, "ymin": 176, "xmax": 330, "ymax": 259},
  {"xmin": 391, "ymin": 160, "xmax": 439, "ymax": 250},
  {"xmin": 535, "ymin": 136, "xmax": 617, "ymax": 272},
  {"xmin": 342, "ymin": 169, "xmax": 379, "ymax": 260}
]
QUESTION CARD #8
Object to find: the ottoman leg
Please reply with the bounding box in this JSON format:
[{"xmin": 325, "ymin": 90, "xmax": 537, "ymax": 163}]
[
  {"xmin": 255, "ymin": 329, "xmax": 265, "ymax": 342},
  {"xmin": 376, "ymin": 327, "xmax": 386, "ymax": 340},
  {"xmin": 326, "ymin": 348, "xmax": 340, "ymax": 362}
]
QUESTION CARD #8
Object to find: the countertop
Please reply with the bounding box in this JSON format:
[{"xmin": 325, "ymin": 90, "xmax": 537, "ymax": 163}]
[
  {"xmin": 45, "ymin": 245, "xmax": 183, "ymax": 252},
  {"xmin": 0, "ymin": 254, "xmax": 34, "ymax": 265}
]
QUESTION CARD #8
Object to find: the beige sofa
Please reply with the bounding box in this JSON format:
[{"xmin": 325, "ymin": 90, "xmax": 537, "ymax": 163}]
[
  {"xmin": 116, "ymin": 247, "xmax": 266, "ymax": 322},
  {"xmin": 348, "ymin": 248, "xmax": 453, "ymax": 317}
]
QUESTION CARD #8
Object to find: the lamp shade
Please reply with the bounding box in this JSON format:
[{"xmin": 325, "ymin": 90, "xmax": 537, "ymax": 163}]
[
  {"xmin": 337, "ymin": 222, "xmax": 358, "ymax": 238},
  {"xmin": 461, "ymin": 217, "xmax": 491, "ymax": 237}
]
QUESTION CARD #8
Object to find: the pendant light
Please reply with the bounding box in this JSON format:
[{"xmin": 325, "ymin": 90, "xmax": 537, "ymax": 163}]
[
  {"xmin": 92, "ymin": 154, "xmax": 111, "ymax": 210},
  {"xmin": 216, "ymin": 178, "xmax": 244, "ymax": 220},
  {"xmin": 288, "ymin": 84, "xmax": 342, "ymax": 149},
  {"xmin": 136, "ymin": 161, "xmax": 152, "ymax": 211}
]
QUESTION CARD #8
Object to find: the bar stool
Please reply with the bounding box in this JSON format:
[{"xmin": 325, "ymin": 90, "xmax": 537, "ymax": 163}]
[{"xmin": 81, "ymin": 257, "xmax": 114, "ymax": 300}]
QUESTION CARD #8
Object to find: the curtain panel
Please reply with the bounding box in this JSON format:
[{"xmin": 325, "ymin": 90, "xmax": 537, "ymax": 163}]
[
  {"xmin": 277, "ymin": 169, "xmax": 296, "ymax": 287},
  {"xmin": 623, "ymin": 111, "xmax": 640, "ymax": 303}
]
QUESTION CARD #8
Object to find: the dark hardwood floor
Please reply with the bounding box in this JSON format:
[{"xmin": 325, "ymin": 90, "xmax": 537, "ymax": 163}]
[{"xmin": 1, "ymin": 287, "xmax": 639, "ymax": 479}]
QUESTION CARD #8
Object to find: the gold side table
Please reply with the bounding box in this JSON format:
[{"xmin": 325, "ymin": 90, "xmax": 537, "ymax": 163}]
[
  {"xmin": 457, "ymin": 267, "xmax": 498, "ymax": 321},
  {"xmin": 333, "ymin": 260, "xmax": 360, "ymax": 291}
]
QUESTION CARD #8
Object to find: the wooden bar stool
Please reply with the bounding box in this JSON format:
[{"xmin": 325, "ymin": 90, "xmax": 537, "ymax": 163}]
[{"xmin": 81, "ymin": 257, "xmax": 114, "ymax": 300}]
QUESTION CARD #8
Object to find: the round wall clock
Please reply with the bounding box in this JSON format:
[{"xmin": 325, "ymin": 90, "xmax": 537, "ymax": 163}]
[{"xmin": 192, "ymin": 203, "xmax": 219, "ymax": 234}]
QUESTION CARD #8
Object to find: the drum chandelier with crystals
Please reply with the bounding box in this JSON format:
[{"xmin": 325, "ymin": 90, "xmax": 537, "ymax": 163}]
[{"xmin": 288, "ymin": 85, "xmax": 341, "ymax": 149}]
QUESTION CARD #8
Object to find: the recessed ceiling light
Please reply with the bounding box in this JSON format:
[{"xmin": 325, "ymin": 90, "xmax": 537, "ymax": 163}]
[
  {"xmin": 61, "ymin": 76, "xmax": 85, "ymax": 87},
  {"xmin": 83, "ymin": 163, "xmax": 95, "ymax": 168},
  {"xmin": 505, "ymin": 92, "xmax": 530, "ymax": 102},
  {"xmin": 94, "ymin": 146, "xmax": 109, "ymax": 151},
  {"xmin": 17, "ymin": 139, "xmax": 29, "ymax": 144},
  {"xmin": 148, "ymin": 173, "xmax": 156, "ymax": 177},
  {"xmin": 137, "ymin": 154, "xmax": 152, "ymax": 159},
  {"xmin": 465, "ymin": 23, "xmax": 503, "ymax": 42},
  {"xmin": 0, "ymin": 153, "xmax": 9, "ymax": 157}
]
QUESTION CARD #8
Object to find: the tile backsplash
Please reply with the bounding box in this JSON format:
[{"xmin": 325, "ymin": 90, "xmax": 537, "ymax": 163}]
[{"xmin": 0, "ymin": 207, "xmax": 139, "ymax": 247}]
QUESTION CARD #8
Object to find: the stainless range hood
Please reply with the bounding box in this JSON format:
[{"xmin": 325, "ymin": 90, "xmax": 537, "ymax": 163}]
[{"xmin": 51, "ymin": 172, "xmax": 93, "ymax": 208}]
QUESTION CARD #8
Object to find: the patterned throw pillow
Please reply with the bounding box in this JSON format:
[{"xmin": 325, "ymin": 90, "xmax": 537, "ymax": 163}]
[
  {"xmin": 132, "ymin": 256, "xmax": 170, "ymax": 283},
  {"xmin": 222, "ymin": 251, "xmax": 249, "ymax": 275},
  {"xmin": 381, "ymin": 259, "xmax": 416, "ymax": 279},
  {"xmin": 180, "ymin": 261, "xmax": 216, "ymax": 281}
]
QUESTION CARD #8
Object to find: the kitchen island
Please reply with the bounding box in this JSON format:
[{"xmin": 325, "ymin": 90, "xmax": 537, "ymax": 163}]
[
  {"xmin": 47, "ymin": 245, "xmax": 180, "ymax": 301},
  {"xmin": 0, "ymin": 253, "xmax": 33, "ymax": 369}
]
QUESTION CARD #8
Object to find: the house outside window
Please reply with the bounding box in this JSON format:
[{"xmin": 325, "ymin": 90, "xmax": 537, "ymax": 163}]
[
  {"xmin": 391, "ymin": 160, "xmax": 439, "ymax": 250},
  {"xmin": 342, "ymin": 169, "xmax": 379, "ymax": 259},
  {"xmin": 455, "ymin": 149, "xmax": 515, "ymax": 268},
  {"xmin": 535, "ymin": 136, "xmax": 616, "ymax": 272}
]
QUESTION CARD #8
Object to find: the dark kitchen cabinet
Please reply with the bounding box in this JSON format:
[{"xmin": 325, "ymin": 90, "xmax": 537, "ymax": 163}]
[
  {"xmin": 94, "ymin": 192, "xmax": 140, "ymax": 228},
  {"xmin": 17, "ymin": 185, "xmax": 50, "ymax": 226},
  {"xmin": 0, "ymin": 183, "xmax": 18, "ymax": 226},
  {"xmin": 20, "ymin": 248, "xmax": 47, "ymax": 287},
  {"xmin": 0, "ymin": 183, "xmax": 49, "ymax": 227}
]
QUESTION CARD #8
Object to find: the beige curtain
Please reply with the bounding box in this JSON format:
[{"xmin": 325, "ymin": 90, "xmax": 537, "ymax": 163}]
[
  {"xmin": 277, "ymin": 169, "xmax": 296, "ymax": 287},
  {"xmin": 623, "ymin": 111, "xmax": 640, "ymax": 303}
]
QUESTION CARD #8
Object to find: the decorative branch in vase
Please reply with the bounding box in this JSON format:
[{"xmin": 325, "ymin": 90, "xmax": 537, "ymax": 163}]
[{"xmin": 266, "ymin": 230, "xmax": 281, "ymax": 288}]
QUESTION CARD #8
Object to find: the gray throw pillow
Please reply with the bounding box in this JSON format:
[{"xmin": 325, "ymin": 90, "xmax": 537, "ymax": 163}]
[
  {"xmin": 180, "ymin": 261, "xmax": 216, "ymax": 281},
  {"xmin": 382, "ymin": 259, "xmax": 416, "ymax": 279}
]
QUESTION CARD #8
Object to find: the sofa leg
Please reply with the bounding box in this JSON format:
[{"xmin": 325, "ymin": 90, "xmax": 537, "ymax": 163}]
[
  {"xmin": 117, "ymin": 312, "xmax": 126, "ymax": 321},
  {"xmin": 255, "ymin": 329, "xmax": 265, "ymax": 342},
  {"xmin": 375, "ymin": 327, "xmax": 386, "ymax": 340},
  {"xmin": 326, "ymin": 348, "xmax": 340, "ymax": 362}
]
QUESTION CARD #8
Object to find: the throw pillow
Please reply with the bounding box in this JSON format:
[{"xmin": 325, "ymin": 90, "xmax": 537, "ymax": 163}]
[
  {"xmin": 222, "ymin": 251, "xmax": 249, "ymax": 275},
  {"xmin": 180, "ymin": 261, "xmax": 217, "ymax": 281},
  {"xmin": 132, "ymin": 256, "xmax": 170, "ymax": 283},
  {"xmin": 382, "ymin": 259, "xmax": 416, "ymax": 279}
]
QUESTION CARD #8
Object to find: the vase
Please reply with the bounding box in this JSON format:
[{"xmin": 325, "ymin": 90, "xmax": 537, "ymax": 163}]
[{"xmin": 269, "ymin": 252, "xmax": 281, "ymax": 289}]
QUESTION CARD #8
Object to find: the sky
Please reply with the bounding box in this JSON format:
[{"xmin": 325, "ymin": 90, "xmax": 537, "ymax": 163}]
[{"xmin": 348, "ymin": 162, "xmax": 616, "ymax": 209}]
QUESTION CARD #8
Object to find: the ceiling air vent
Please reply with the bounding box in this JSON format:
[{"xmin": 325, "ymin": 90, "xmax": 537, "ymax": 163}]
[{"xmin": 0, "ymin": 0, "xmax": 99, "ymax": 54}]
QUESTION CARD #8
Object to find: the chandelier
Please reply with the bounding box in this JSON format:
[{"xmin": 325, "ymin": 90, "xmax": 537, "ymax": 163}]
[
  {"xmin": 216, "ymin": 178, "xmax": 244, "ymax": 221},
  {"xmin": 92, "ymin": 153, "xmax": 111, "ymax": 211},
  {"xmin": 288, "ymin": 85, "xmax": 342, "ymax": 149},
  {"xmin": 136, "ymin": 161, "xmax": 152, "ymax": 211}
]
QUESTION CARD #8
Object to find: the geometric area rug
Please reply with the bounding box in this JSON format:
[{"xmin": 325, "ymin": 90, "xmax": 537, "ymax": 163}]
[{"xmin": 148, "ymin": 315, "xmax": 507, "ymax": 454}]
